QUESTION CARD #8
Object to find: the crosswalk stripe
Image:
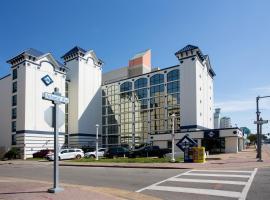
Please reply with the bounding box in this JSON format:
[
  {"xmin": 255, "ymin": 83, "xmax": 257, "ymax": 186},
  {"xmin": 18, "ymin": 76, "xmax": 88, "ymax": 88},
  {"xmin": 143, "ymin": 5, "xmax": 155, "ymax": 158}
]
[
  {"xmin": 136, "ymin": 170, "xmax": 193, "ymax": 193},
  {"xmin": 147, "ymin": 185, "xmax": 242, "ymax": 198},
  {"xmin": 239, "ymin": 168, "xmax": 258, "ymax": 200},
  {"xmin": 192, "ymin": 169, "xmax": 253, "ymax": 173},
  {"xmin": 185, "ymin": 173, "xmax": 250, "ymax": 178},
  {"xmin": 169, "ymin": 177, "xmax": 247, "ymax": 185}
]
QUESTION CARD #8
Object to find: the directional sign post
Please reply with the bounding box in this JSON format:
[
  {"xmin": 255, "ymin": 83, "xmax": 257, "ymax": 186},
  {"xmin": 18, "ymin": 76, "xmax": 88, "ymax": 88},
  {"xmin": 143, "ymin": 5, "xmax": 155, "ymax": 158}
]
[
  {"xmin": 254, "ymin": 118, "xmax": 268, "ymax": 162},
  {"xmin": 42, "ymin": 87, "xmax": 69, "ymax": 193},
  {"xmin": 176, "ymin": 134, "xmax": 197, "ymax": 162}
]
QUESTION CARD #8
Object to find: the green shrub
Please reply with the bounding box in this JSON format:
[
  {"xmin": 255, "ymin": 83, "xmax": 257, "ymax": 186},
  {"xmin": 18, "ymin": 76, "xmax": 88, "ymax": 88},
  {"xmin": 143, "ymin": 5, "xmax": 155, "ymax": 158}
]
[{"xmin": 4, "ymin": 147, "xmax": 20, "ymax": 159}]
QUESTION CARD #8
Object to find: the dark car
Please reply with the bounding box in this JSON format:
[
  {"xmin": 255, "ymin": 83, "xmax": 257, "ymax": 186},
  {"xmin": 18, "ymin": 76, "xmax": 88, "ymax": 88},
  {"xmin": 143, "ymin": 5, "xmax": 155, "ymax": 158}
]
[
  {"xmin": 128, "ymin": 146, "xmax": 170, "ymax": 158},
  {"xmin": 104, "ymin": 147, "xmax": 129, "ymax": 158},
  {"xmin": 33, "ymin": 149, "xmax": 54, "ymax": 158}
]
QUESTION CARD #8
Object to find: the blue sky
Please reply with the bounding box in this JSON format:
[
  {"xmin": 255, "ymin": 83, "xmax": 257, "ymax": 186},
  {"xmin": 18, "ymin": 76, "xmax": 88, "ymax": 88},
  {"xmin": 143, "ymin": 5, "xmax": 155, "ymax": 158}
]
[{"xmin": 0, "ymin": 0, "xmax": 269, "ymax": 134}]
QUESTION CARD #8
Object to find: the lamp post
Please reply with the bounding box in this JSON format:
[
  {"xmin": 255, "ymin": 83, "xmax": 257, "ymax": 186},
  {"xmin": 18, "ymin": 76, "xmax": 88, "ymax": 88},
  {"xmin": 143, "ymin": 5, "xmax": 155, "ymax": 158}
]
[
  {"xmin": 255, "ymin": 95, "xmax": 270, "ymax": 162},
  {"xmin": 96, "ymin": 124, "xmax": 99, "ymax": 161},
  {"xmin": 171, "ymin": 113, "xmax": 176, "ymax": 163}
]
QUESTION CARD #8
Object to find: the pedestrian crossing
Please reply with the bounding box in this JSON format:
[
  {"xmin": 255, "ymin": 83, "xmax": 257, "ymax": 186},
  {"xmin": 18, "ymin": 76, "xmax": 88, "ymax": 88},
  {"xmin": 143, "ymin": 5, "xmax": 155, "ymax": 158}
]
[{"xmin": 137, "ymin": 168, "xmax": 257, "ymax": 200}]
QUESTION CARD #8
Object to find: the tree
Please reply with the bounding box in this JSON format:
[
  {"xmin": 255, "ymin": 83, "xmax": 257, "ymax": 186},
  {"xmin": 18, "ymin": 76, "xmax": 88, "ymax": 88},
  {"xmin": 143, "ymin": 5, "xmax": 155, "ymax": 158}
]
[{"xmin": 247, "ymin": 134, "xmax": 257, "ymax": 143}]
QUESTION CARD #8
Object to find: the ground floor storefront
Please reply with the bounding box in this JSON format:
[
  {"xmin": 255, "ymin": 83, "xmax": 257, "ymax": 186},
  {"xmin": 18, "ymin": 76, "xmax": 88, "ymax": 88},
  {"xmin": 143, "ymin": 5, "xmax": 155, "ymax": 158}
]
[{"xmin": 151, "ymin": 127, "xmax": 244, "ymax": 154}]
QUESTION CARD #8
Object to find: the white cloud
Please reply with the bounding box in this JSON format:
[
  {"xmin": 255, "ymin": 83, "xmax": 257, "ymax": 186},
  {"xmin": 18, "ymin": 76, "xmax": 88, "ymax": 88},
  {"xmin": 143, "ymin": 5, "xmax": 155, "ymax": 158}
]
[
  {"xmin": 215, "ymin": 98, "xmax": 270, "ymax": 113},
  {"xmin": 251, "ymin": 85, "xmax": 270, "ymax": 94}
]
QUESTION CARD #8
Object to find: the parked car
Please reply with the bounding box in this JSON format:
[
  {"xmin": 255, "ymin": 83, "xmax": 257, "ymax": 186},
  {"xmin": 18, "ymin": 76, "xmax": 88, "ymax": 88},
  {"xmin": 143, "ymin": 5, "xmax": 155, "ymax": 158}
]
[
  {"xmin": 47, "ymin": 148, "xmax": 84, "ymax": 161},
  {"xmin": 104, "ymin": 147, "xmax": 129, "ymax": 158},
  {"xmin": 128, "ymin": 146, "xmax": 170, "ymax": 158},
  {"xmin": 33, "ymin": 149, "xmax": 54, "ymax": 158},
  {"xmin": 84, "ymin": 148, "xmax": 106, "ymax": 158}
]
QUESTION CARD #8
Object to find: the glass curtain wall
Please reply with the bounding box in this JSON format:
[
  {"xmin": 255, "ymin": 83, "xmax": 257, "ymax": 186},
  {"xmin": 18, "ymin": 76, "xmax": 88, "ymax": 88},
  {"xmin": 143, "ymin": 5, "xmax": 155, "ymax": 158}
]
[{"xmin": 102, "ymin": 68, "xmax": 180, "ymax": 148}]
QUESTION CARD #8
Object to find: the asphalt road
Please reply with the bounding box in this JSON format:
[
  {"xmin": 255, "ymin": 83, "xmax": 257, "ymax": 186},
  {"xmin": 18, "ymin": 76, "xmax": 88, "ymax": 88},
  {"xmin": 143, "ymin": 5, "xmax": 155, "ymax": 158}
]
[{"xmin": 0, "ymin": 163, "xmax": 269, "ymax": 200}]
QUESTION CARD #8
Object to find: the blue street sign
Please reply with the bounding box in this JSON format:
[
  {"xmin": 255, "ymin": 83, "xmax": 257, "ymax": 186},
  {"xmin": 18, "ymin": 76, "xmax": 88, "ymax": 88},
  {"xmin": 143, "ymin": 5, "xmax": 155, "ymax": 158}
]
[{"xmin": 176, "ymin": 134, "xmax": 197, "ymax": 152}]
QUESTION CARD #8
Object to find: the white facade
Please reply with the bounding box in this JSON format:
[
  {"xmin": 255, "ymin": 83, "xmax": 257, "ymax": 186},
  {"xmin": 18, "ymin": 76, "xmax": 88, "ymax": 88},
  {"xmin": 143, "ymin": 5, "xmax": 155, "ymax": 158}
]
[
  {"xmin": 63, "ymin": 47, "xmax": 103, "ymax": 147},
  {"xmin": 175, "ymin": 46, "xmax": 214, "ymax": 130},
  {"xmin": 0, "ymin": 75, "xmax": 12, "ymax": 154},
  {"xmin": 0, "ymin": 49, "xmax": 67, "ymax": 158},
  {"xmin": 220, "ymin": 117, "xmax": 232, "ymax": 128},
  {"xmin": 151, "ymin": 128, "xmax": 244, "ymax": 153}
]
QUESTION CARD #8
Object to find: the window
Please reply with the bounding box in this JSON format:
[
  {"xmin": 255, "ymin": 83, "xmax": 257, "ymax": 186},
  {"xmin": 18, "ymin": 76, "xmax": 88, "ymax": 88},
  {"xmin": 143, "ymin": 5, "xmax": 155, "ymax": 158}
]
[
  {"xmin": 11, "ymin": 121, "xmax": 16, "ymax": 132},
  {"xmin": 135, "ymin": 98, "xmax": 148, "ymax": 110},
  {"xmin": 134, "ymin": 88, "xmax": 147, "ymax": 99},
  {"xmin": 12, "ymin": 82, "xmax": 17, "ymax": 93},
  {"xmin": 150, "ymin": 74, "xmax": 164, "ymax": 85},
  {"xmin": 167, "ymin": 93, "xmax": 180, "ymax": 106},
  {"xmin": 134, "ymin": 78, "xmax": 147, "ymax": 89},
  {"xmin": 167, "ymin": 69, "xmax": 179, "ymax": 82},
  {"xmin": 12, "ymin": 108, "xmax": 17, "ymax": 119},
  {"xmin": 150, "ymin": 84, "xmax": 164, "ymax": 96},
  {"xmin": 12, "ymin": 134, "xmax": 16, "ymax": 145},
  {"xmin": 167, "ymin": 141, "xmax": 172, "ymax": 149},
  {"xmin": 12, "ymin": 68, "xmax": 17, "ymax": 80},
  {"xmin": 108, "ymin": 125, "xmax": 119, "ymax": 135},
  {"xmin": 12, "ymin": 95, "xmax": 17, "ymax": 106},
  {"xmin": 167, "ymin": 81, "xmax": 179, "ymax": 94},
  {"xmin": 120, "ymin": 81, "xmax": 132, "ymax": 92}
]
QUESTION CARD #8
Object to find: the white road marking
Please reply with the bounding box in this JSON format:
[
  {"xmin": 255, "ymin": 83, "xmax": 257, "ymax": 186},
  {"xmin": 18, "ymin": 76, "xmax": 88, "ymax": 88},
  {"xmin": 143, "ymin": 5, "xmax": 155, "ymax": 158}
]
[
  {"xmin": 239, "ymin": 168, "xmax": 258, "ymax": 200},
  {"xmin": 185, "ymin": 173, "xmax": 250, "ymax": 178},
  {"xmin": 192, "ymin": 169, "xmax": 253, "ymax": 174},
  {"xmin": 136, "ymin": 170, "xmax": 192, "ymax": 192},
  {"xmin": 137, "ymin": 168, "xmax": 258, "ymax": 200},
  {"xmin": 147, "ymin": 185, "xmax": 242, "ymax": 198},
  {"xmin": 169, "ymin": 177, "xmax": 247, "ymax": 185}
]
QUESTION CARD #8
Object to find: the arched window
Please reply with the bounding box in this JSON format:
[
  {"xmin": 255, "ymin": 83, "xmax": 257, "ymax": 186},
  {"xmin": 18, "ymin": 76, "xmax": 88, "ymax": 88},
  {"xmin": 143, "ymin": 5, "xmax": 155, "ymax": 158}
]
[
  {"xmin": 134, "ymin": 78, "xmax": 147, "ymax": 89},
  {"xmin": 120, "ymin": 81, "xmax": 132, "ymax": 92},
  {"xmin": 150, "ymin": 74, "xmax": 164, "ymax": 85},
  {"xmin": 167, "ymin": 69, "xmax": 179, "ymax": 82}
]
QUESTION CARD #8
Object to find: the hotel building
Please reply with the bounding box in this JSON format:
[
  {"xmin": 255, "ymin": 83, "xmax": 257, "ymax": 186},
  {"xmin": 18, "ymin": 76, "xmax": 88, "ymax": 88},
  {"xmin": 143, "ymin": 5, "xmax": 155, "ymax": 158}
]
[{"xmin": 0, "ymin": 45, "xmax": 244, "ymax": 158}]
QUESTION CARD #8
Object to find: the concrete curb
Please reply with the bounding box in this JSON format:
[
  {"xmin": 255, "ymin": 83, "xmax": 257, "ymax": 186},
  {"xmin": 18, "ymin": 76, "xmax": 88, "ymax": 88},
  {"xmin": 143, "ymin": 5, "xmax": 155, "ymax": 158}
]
[{"xmin": 60, "ymin": 163, "xmax": 193, "ymax": 170}]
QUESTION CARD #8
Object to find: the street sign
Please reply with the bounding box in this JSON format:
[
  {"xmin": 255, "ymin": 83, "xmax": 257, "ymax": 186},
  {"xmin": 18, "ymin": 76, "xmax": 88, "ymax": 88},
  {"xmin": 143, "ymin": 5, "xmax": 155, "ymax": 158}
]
[
  {"xmin": 176, "ymin": 134, "xmax": 197, "ymax": 152},
  {"xmin": 43, "ymin": 92, "xmax": 69, "ymax": 104},
  {"xmin": 43, "ymin": 88, "xmax": 68, "ymax": 193},
  {"xmin": 254, "ymin": 120, "xmax": 268, "ymax": 125}
]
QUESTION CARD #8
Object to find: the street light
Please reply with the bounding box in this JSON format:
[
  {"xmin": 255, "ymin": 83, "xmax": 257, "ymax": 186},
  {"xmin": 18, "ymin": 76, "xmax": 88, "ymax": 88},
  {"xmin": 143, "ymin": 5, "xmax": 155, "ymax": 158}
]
[
  {"xmin": 171, "ymin": 113, "xmax": 176, "ymax": 163},
  {"xmin": 255, "ymin": 95, "xmax": 270, "ymax": 162},
  {"xmin": 96, "ymin": 124, "xmax": 99, "ymax": 161}
]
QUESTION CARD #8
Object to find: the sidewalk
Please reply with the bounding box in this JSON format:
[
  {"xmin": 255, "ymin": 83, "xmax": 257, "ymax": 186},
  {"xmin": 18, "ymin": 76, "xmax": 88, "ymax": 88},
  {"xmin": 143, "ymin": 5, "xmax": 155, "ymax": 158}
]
[
  {"xmin": 1, "ymin": 145, "xmax": 270, "ymax": 170},
  {"xmin": 59, "ymin": 145, "xmax": 270, "ymax": 170},
  {"xmin": 0, "ymin": 177, "xmax": 161, "ymax": 200}
]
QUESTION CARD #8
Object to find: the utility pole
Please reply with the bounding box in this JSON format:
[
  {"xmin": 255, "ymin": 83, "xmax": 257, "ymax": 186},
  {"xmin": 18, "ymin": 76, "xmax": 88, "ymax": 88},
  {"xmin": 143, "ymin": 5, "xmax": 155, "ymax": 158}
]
[
  {"xmin": 256, "ymin": 96, "xmax": 260, "ymax": 159},
  {"xmin": 254, "ymin": 95, "xmax": 270, "ymax": 162}
]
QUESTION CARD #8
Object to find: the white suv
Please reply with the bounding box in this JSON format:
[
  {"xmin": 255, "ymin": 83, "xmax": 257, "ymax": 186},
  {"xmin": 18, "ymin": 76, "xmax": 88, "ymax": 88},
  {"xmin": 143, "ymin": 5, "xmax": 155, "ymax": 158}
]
[
  {"xmin": 48, "ymin": 148, "xmax": 84, "ymax": 161},
  {"xmin": 84, "ymin": 148, "xmax": 106, "ymax": 158}
]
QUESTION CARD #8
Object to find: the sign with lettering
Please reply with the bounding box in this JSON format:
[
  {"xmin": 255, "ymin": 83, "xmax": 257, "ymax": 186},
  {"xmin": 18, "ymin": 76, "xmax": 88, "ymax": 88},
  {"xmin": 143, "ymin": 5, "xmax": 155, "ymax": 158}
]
[
  {"xmin": 176, "ymin": 134, "xmax": 197, "ymax": 152},
  {"xmin": 42, "ymin": 92, "xmax": 69, "ymax": 104}
]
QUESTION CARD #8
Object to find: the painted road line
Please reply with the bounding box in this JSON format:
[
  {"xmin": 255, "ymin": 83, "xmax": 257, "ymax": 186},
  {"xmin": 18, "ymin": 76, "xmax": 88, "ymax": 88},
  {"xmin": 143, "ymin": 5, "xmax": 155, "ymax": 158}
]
[
  {"xmin": 169, "ymin": 177, "xmax": 247, "ymax": 185},
  {"xmin": 147, "ymin": 185, "xmax": 242, "ymax": 198},
  {"xmin": 192, "ymin": 170, "xmax": 253, "ymax": 174},
  {"xmin": 239, "ymin": 168, "xmax": 258, "ymax": 200},
  {"xmin": 136, "ymin": 170, "xmax": 192, "ymax": 193},
  {"xmin": 185, "ymin": 173, "xmax": 250, "ymax": 178}
]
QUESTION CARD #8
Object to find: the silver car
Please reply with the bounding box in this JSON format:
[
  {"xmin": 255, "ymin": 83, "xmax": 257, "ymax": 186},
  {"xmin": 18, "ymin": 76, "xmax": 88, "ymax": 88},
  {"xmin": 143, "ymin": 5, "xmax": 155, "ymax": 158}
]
[{"xmin": 48, "ymin": 148, "xmax": 84, "ymax": 161}]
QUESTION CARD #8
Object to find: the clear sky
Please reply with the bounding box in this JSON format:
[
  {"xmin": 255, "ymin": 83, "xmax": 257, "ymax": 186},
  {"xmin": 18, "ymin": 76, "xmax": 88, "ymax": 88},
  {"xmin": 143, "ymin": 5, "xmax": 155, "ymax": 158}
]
[{"xmin": 0, "ymin": 0, "xmax": 269, "ymax": 134}]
